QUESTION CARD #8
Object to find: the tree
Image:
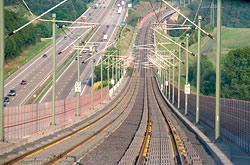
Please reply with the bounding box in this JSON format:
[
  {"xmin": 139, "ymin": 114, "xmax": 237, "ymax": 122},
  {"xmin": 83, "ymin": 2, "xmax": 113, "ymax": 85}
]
[
  {"xmin": 189, "ymin": 54, "xmax": 215, "ymax": 96},
  {"xmin": 221, "ymin": 46, "xmax": 250, "ymax": 101}
]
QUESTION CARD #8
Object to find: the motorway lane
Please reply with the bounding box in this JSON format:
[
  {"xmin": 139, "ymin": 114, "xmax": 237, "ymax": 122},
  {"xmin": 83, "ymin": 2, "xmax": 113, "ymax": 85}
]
[
  {"xmin": 4, "ymin": 0, "xmax": 110, "ymax": 106},
  {"xmin": 41, "ymin": 0, "xmax": 128, "ymax": 102},
  {"xmin": 69, "ymin": 1, "xmax": 128, "ymax": 97}
]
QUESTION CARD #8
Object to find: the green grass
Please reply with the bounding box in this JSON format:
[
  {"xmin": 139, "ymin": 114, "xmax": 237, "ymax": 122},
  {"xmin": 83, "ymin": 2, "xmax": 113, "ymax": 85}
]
[
  {"xmin": 4, "ymin": 28, "xmax": 64, "ymax": 79},
  {"xmin": 204, "ymin": 27, "xmax": 250, "ymax": 64}
]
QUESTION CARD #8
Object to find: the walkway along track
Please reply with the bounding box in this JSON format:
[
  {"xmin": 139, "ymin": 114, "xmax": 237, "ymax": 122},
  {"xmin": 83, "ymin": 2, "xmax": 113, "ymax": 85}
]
[{"xmin": 2, "ymin": 65, "xmax": 140, "ymax": 164}]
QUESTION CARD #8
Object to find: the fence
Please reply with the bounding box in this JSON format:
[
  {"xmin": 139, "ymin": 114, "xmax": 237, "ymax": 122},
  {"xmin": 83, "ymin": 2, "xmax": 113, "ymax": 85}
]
[
  {"xmin": 3, "ymin": 87, "xmax": 109, "ymax": 139},
  {"xmin": 164, "ymin": 84, "xmax": 250, "ymax": 155}
]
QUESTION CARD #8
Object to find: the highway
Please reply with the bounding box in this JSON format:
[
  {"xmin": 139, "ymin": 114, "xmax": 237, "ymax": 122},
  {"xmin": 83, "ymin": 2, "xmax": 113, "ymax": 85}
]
[
  {"xmin": 4, "ymin": 0, "xmax": 114, "ymax": 106},
  {"xmin": 41, "ymin": 0, "xmax": 128, "ymax": 102}
]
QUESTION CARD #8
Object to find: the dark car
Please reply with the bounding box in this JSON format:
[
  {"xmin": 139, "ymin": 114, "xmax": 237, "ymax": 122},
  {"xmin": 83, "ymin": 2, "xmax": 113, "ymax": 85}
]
[
  {"xmin": 20, "ymin": 80, "xmax": 27, "ymax": 85},
  {"xmin": 4, "ymin": 97, "xmax": 9, "ymax": 102},
  {"xmin": 43, "ymin": 54, "xmax": 47, "ymax": 58},
  {"xmin": 3, "ymin": 103, "xmax": 6, "ymax": 107},
  {"xmin": 8, "ymin": 89, "xmax": 16, "ymax": 96},
  {"xmin": 106, "ymin": 24, "xmax": 110, "ymax": 28}
]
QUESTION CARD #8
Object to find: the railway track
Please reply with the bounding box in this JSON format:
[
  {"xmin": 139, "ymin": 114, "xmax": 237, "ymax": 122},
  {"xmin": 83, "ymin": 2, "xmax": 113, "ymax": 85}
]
[
  {"xmin": 2, "ymin": 7, "xmax": 215, "ymax": 165},
  {"xmin": 2, "ymin": 64, "xmax": 140, "ymax": 164}
]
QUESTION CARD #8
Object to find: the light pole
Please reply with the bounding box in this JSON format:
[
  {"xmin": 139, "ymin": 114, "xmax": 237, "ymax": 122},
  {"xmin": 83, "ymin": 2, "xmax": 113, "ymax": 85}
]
[
  {"xmin": 196, "ymin": 16, "xmax": 202, "ymax": 124},
  {"xmin": 185, "ymin": 34, "xmax": 189, "ymax": 116},
  {"xmin": 0, "ymin": 0, "xmax": 5, "ymax": 141},
  {"xmin": 52, "ymin": 13, "xmax": 56, "ymax": 125},
  {"xmin": 215, "ymin": 0, "xmax": 221, "ymax": 141}
]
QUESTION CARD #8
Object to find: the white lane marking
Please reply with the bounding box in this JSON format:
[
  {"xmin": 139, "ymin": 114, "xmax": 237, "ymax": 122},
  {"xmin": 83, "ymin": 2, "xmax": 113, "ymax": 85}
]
[
  {"xmin": 39, "ymin": 58, "xmax": 75, "ymax": 103},
  {"xmin": 80, "ymin": 7, "xmax": 126, "ymax": 95},
  {"xmin": 4, "ymin": 37, "xmax": 64, "ymax": 87}
]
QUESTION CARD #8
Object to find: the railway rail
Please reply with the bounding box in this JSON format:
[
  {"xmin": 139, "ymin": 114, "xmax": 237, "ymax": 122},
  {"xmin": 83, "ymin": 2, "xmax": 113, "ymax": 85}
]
[
  {"xmin": 2, "ymin": 64, "xmax": 140, "ymax": 164},
  {"xmin": 2, "ymin": 7, "xmax": 216, "ymax": 165}
]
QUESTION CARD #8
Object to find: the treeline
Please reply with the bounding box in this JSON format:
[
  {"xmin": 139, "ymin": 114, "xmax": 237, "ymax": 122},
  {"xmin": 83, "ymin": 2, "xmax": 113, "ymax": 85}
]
[
  {"xmin": 188, "ymin": 0, "xmax": 250, "ymax": 28},
  {"xmin": 4, "ymin": 0, "xmax": 92, "ymax": 59},
  {"xmin": 5, "ymin": 9, "xmax": 51, "ymax": 59}
]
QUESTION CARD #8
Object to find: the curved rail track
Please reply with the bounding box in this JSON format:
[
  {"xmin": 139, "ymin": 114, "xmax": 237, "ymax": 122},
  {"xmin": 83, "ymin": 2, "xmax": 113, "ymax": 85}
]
[
  {"xmin": 3, "ymin": 64, "xmax": 140, "ymax": 164},
  {"xmin": 2, "ymin": 7, "xmax": 215, "ymax": 165}
]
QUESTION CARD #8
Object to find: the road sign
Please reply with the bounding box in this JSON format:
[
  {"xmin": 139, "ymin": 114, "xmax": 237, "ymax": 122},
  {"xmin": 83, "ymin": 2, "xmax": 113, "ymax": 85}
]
[
  {"xmin": 75, "ymin": 81, "xmax": 81, "ymax": 93},
  {"xmin": 185, "ymin": 84, "xmax": 190, "ymax": 95},
  {"xmin": 165, "ymin": 81, "xmax": 169, "ymax": 86},
  {"xmin": 121, "ymin": 21, "xmax": 125, "ymax": 25}
]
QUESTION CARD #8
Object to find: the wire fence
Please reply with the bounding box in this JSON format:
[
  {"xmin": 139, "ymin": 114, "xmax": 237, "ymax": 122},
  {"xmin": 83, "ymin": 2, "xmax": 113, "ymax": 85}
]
[
  {"xmin": 166, "ymin": 84, "xmax": 250, "ymax": 155},
  {"xmin": 3, "ymin": 87, "xmax": 108, "ymax": 139}
]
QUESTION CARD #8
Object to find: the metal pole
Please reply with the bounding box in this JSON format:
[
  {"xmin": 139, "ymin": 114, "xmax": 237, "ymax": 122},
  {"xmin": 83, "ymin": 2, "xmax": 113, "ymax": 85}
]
[
  {"xmin": 172, "ymin": 57, "xmax": 175, "ymax": 104},
  {"xmin": 91, "ymin": 46, "xmax": 94, "ymax": 111},
  {"xmin": 185, "ymin": 34, "xmax": 189, "ymax": 116},
  {"xmin": 215, "ymin": 0, "xmax": 221, "ymax": 141},
  {"xmin": 76, "ymin": 33, "xmax": 81, "ymax": 116},
  {"xmin": 101, "ymin": 54, "xmax": 103, "ymax": 104},
  {"xmin": 0, "ymin": 0, "xmax": 5, "ymax": 141},
  {"xmin": 168, "ymin": 67, "xmax": 171, "ymax": 100},
  {"xmin": 107, "ymin": 55, "xmax": 110, "ymax": 100},
  {"xmin": 165, "ymin": 69, "xmax": 168, "ymax": 96},
  {"xmin": 115, "ymin": 51, "xmax": 118, "ymax": 92},
  {"xmin": 196, "ymin": 16, "xmax": 202, "ymax": 124},
  {"xmin": 178, "ymin": 47, "xmax": 181, "ymax": 109},
  {"xmin": 52, "ymin": 13, "xmax": 56, "ymax": 125},
  {"xmin": 112, "ymin": 56, "xmax": 114, "ymax": 96}
]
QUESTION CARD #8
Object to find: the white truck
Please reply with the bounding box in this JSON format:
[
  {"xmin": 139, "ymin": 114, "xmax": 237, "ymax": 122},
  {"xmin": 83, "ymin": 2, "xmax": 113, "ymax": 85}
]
[
  {"xmin": 103, "ymin": 34, "xmax": 108, "ymax": 41},
  {"xmin": 121, "ymin": 1, "xmax": 125, "ymax": 6},
  {"xmin": 118, "ymin": 7, "xmax": 122, "ymax": 14}
]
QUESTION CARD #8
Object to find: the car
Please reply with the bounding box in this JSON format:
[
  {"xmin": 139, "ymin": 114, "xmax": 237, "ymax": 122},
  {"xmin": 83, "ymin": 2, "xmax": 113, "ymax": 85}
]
[
  {"xmin": 75, "ymin": 55, "xmax": 83, "ymax": 60},
  {"xmin": 20, "ymin": 80, "xmax": 27, "ymax": 85},
  {"xmin": 8, "ymin": 89, "xmax": 16, "ymax": 96},
  {"xmin": 82, "ymin": 50, "xmax": 87, "ymax": 53},
  {"xmin": 93, "ymin": 59, "xmax": 96, "ymax": 62},
  {"xmin": 43, "ymin": 54, "xmax": 47, "ymax": 58},
  {"xmin": 102, "ymin": 31, "xmax": 106, "ymax": 34},
  {"xmin": 3, "ymin": 103, "xmax": 6, "ymax": 107},
  {"xmin": 106, "ymin": 24, "xmax": 110, "ymax": 28},
  {"xmin": 4, "ymin": 97, "xmax": 9, "ymax": 102}
]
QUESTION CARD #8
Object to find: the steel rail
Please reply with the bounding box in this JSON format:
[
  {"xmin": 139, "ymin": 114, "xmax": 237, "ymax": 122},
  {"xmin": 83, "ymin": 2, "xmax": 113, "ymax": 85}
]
[
  {"xmin": 150, "ymin": 70, "xmax": 184, "ymax": 165},
  {"xmin": 5, "ymin": 68, "xmax": 139, "ymax": 164}
]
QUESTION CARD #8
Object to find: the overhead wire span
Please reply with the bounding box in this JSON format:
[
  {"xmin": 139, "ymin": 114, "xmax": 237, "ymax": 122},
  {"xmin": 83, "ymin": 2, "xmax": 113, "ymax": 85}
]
[
  {"xmin": 6, "ymin": 0, "xmax": 70, "ymax": 38},
  {"xmin": 160, "ymin": 0, "xmax": 214, "ymax": 39}
]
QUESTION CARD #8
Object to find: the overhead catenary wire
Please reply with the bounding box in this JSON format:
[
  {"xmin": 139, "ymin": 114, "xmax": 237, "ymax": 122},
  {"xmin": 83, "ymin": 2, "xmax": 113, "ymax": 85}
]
[{"xmin": 6, "ymin": 0, "xmax": 70, "ymax": 38}]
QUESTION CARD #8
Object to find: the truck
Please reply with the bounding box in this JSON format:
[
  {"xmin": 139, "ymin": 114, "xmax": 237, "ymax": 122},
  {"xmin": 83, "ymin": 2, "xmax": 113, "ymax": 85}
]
[
  {"xmin": 93, "ymin": 3, "xmax": 98, "ymax": 9},
  {"xmin": 118, "ymin": 7, "xmax": 122, "ymax": 14},
  {"xmin": 103, "ymin": 34, "xmax": 108, "ymax": 41},
  {"xmin": 121, "ymin": 1, "xmax": 125, "ymax": 6},
  {"xmin": 82, "ymin": 16, "xmax": 86, "ymax": 22}
]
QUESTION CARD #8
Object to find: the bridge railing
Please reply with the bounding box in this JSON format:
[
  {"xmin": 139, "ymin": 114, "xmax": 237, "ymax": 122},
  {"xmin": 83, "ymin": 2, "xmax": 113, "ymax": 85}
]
[
  {"xmin": 166, "ymin": 84, "xmax": 250, "ymax": 154},
  {"xmin": 3, "ymin": 87, "xmax": 108, "ymax": 139}
]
